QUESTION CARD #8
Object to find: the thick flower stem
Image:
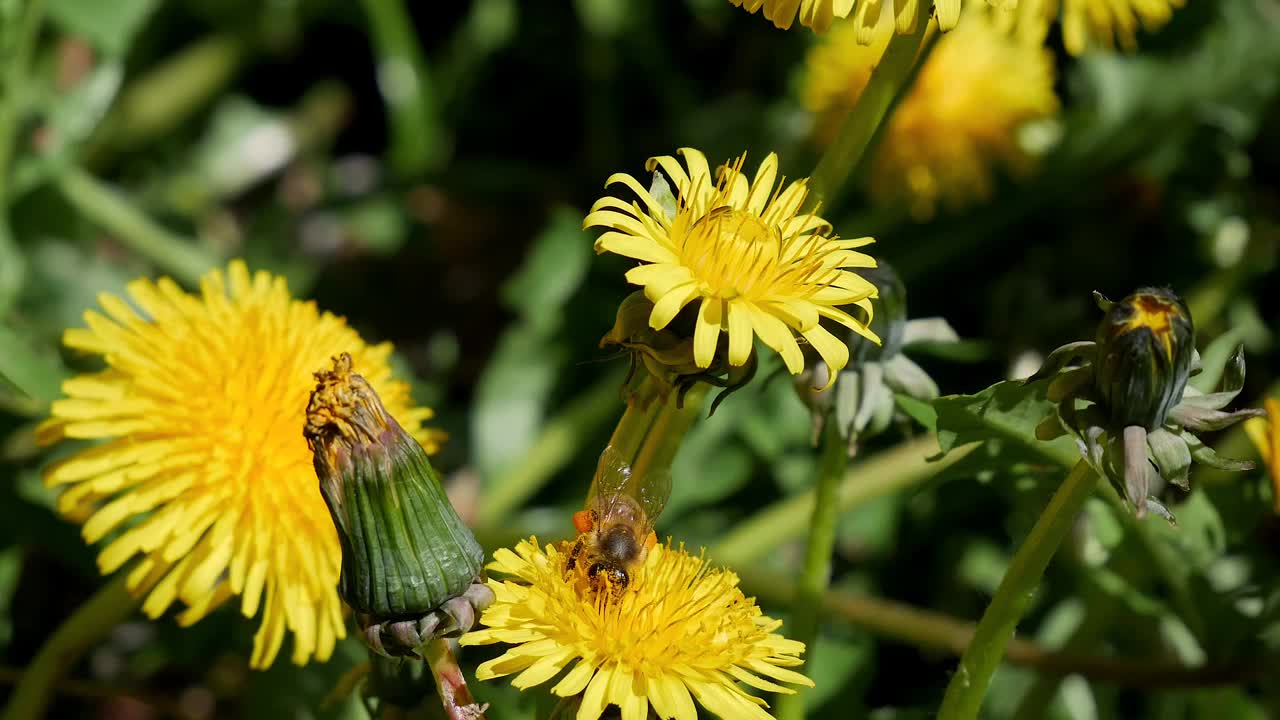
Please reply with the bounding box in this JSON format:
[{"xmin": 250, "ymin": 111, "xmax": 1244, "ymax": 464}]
[
  {"xmin": 775, "ymin": 418, "xmax": 847, "ymax": 720},
  {"xmin": 425, "ymin": 639, "xmax": 487, "ymax": 720},
  {"xmin": 607, "ymin": 369, "xmax": 707, "ymax": 478},
  {"xmin": 2, "ymin": 574, "xmax": 137, "ymax": 720},
  {"xmin": 936, "ymin": 460, "xmax": 1097, "ymax": 720},
  {"xmin": 807, "ymin": 3, "xmax": 933, "ymax": 208}
]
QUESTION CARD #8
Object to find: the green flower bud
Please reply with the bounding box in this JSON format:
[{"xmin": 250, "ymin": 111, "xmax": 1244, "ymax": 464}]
[
  {"xmin": 304, "ymin": 354, "xmax": 485, "ymax": 624},
  {"xmin": 1093, "ymin": 288, "xmax": 1194, "ymax": 431},
  {"xmin": 849, "ymin": 261, "xmax": 907, "ymax": 365}
]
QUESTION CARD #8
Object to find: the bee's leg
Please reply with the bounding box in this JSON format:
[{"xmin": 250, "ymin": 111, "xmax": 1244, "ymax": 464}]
[
  {"xmin": 566, "ymin": 537, "xmax": 584, "ymax": 573},
  {"xmin": 644, "ymin": 531, "xmax": 657, "ymax": 550}
]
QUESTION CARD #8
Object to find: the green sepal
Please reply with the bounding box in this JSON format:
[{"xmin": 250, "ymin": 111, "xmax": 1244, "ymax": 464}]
[{"xmin": 332, "ymin": 431, "xmax": 485, "ymax": 617}]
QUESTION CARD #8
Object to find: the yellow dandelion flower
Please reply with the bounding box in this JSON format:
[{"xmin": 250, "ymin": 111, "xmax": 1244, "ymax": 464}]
[
  {"xmin": 461, "ymin": 538, "xmax": 813, "ymax": 720},
  {"xmin": 584, "ymin": 148, "xmax": 879, "ymax": 382},
  {"xmin": 727, "ymin": 0, "xmax": 1005, "ymax": 34},
  {"xmin": 38, "ymin": 260, "xmax": 441, "ymax": 668},
  {"xmin": 805, "ymin": 6, "xmax": 1058, "ymax": 218},
  {"xmin": 1016, "ymin": 0, "xmax": 1185, "ymax": 55},
  {"xmin": 1245, "ymin": 398, "xmax": 1280, "ymax": 514}
]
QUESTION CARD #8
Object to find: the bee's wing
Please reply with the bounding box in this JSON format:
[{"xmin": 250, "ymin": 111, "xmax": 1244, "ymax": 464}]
[
  {"xmin": 586, "ymin": 445, "xmax": 633, "ymax": 510},
  {"xmin": 587, "ymin": 445, "xmax": 671, "ymax": 532},
  {"xmin": 627, "ymin": 463, "xmax": 671, "ymax": 533}
]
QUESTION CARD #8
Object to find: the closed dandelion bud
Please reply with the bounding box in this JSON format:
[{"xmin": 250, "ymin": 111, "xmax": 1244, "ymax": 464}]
[
  {"xmin": 1093, "ymin": 288, "xmax": 1194, "ymax": 431},
  {"xmin": 304, "ymin": 354, "xmax": 486, "ymax": 653},
  {"xmin": 849, "ymin": 261, "xmax": 907, "ymax": 366}
]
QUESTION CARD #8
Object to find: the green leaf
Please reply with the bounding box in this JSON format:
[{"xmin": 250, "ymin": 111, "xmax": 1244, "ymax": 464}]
[
  {"xmin": 894, "ymin": 393, "xmax": 936, "ymax": 432},
  {"xmin": 932, "ymin": 379, "xmax": 1078, "ymax": 467},
  {"xmin": 45, "ymin": 0, "xmax": 158, "ymax": 56},
  {"xmin": 0, "ymin": 323, "xmax": 66, "ymax": 404}
]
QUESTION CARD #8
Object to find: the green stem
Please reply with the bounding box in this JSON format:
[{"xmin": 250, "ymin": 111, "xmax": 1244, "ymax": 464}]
[
  {"xmin": 936, "ymin": 460, "xmax": 1098, "ymax": 720},
  {"xmin": 2, "ymin": 574, "xmax": 138, "ymax": 720},
  {"xmin": 477, "ymin": 369, "xmax": 626, "ymax": 528},
  {"xmin": 56, "ymin": 167, "xmax": 219, "ymax": 286},
  {"xmin": 775, "ymin": 418, "xmax": 847, "ymax": 720},
  {"xmin": 606, "ymin": 371, "xmax": 665, "ymax": 465},
  {"xmin": 360, "ymin": 0, "xmax": 447, "ymax": 177},
  {"xmin": 806, "ymin": 4, "xmax": 931, "ymax": 208},
  {"xmin": 629, "ymin": 382, "xmax": 707, "ymax": 484},
  {"xmin": 711, "ymin": 437, "xmax": 971, "ymax": 567},
  {"xmin": 0, "ymin": 0, "xmax": 45, "ymax": 315},
  {"xmin": 424, "ymin": 639, "xmax": 486, "ymax": 720}
]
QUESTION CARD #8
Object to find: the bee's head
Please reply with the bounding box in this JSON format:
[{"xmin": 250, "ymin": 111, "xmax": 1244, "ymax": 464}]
[{"xmin": 588, "ymin": 562, "xmax": 629, "ymax": 591}]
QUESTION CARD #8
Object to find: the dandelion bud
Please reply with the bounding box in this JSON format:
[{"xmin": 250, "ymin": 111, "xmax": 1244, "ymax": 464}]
[
  {"xmin": 305, "ymin": 354, "xmax": 488, "ymax": 656},
  {"xmin": 1093, "ymin": 288, "xmax": 1194, "ymax": 431}
]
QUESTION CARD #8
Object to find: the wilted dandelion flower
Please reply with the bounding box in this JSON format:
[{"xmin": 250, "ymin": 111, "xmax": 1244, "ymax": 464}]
[
  {"xmin": 1016, "ymin": 0, "xmax": 1185, "ymax": 55},
  {"xmin": 727, "ymin": 0, "xmax": 978, "ymax": 34},
  {"xmin": 585, "ymin": 148, "xmax": 879, "ymax": 382},
  {"xmin": 805, "ymin": 6, "xmax": 1058, "ymax": 218},
  {"xmin": 1245, "ymin": 399, "xmax": 1280, "ymax": 514},
  {"xmin": 461, "ymin": 538, "xmax": 812, "ymax": 720},
  {"xmin": 39, "ymin": 260, "xmax": 440, "ymax": 667}
]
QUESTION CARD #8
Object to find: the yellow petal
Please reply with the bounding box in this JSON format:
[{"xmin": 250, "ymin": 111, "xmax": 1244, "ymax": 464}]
[
  {"xmin": 649, "ymin": 284, "xmax": 702, "ymax": 331},
  {"xmin": 726, "ymin": 301, "xmax": 754, "ymax": 366},
  {"xmin": 693, "ymin": 298, "xmax": 724, "ymax": 369}
]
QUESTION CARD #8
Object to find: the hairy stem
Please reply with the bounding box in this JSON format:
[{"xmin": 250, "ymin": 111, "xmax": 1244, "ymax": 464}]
[
  {"xmin": 936, "ymin": 460, "xmax": 1098, "ymax": 720},
  {"xmin": 425, "ymin": 639, "xmax": 487, "ymax": 720},
  {"xmin": 775, "ymin": 418, "xmax": 847, "ymax": 720}
]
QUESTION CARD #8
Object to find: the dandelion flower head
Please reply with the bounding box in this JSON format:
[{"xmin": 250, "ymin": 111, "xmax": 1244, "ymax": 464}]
[
  {"xmin": 1015, "ymin": 0, "xmax": 1186, "ymax": 55},
  {"xmin": 585, "ymin": 148, "xmax": 879, "ymax": 382},
  {"xmin": 39, "ymin": 260, "xmax": 441, "ymax": 667},
  {"xmin": 461, "ymin": 538, "xmax": 813, "ymax": 720},
  {"xmin": 727, "ymin": 0, "xmax": 982, "ymax": 34},
  {"xmin": 805, "ymin": 5, "xmax": 1058, "ymax": 217}
]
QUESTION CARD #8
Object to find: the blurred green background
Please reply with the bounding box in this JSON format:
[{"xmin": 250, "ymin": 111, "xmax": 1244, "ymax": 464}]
[{"xmin": 1, "ymin": 0, "xmax": 1279, "ymax": 717}]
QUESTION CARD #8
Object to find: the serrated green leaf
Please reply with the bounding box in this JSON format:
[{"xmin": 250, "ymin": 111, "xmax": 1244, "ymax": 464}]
[{"xmin": 932, "ymin": 378, "xmax": 1078, "ymax": 467}]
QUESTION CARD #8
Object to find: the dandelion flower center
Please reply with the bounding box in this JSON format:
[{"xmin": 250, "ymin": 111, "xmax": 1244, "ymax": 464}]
[
  {"xmin": 462, "ymin": 538, "xmax": 813, "ymax": 720},
  {"xmin": 683, "ymin": 209, "xmax": 782, "ymax": 300},
  {"xmin": 585, "ymin": 148, "xmax": 880, "ymax": 382}
]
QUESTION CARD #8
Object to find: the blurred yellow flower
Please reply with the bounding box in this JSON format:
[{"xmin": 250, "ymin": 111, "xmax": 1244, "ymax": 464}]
[
  {"xmin": 585, "ymin": 148, "xmax": 879, "ymax": 382},
  {"xmin": 1245, "ymin": 398, "xmax": 1280, "ymax": 514},
  {"xmin": 39, "ymin": 260, "xmax": 441, "ymax": 668},
  {"xmin": 1017, "ymin": 0, "xmax": 1185, "ymax": 54},
  {"xmin": 805, "ymin": 6, "xmax": 1058, "ymax": 218},
  {"xmin": 461, "ymin": 538, "xmax": 813, "ymax": 720}
]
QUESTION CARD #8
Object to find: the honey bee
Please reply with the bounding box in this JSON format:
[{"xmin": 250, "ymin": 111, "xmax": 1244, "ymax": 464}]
[{"xmin": 565, "ymin": 445, "xmax": 671, "ymax": 595}]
